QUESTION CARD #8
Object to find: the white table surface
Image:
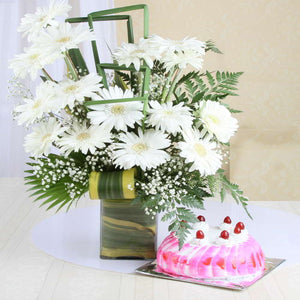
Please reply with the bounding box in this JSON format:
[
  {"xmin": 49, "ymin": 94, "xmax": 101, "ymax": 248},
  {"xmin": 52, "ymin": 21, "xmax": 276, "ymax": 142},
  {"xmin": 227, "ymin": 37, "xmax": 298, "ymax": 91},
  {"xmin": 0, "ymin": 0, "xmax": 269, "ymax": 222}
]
[{"xmin": 1, "ymin": 178, "xmax": 300, "ymax": 300}]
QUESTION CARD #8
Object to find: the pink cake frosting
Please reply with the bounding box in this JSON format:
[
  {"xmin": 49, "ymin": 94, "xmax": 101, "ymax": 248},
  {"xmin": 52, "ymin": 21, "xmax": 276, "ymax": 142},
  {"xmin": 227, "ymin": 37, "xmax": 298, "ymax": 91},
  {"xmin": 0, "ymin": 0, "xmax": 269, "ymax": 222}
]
[{"xmin": 157, "ymin": 216, "xmax": 265, "ymax": 282}]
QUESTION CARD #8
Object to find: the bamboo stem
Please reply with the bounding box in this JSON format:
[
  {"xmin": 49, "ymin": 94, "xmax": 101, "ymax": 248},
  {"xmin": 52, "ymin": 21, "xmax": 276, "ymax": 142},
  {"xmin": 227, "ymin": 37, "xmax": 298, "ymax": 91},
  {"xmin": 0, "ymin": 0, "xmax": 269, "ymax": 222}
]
[{"xmin": 64, "ymin": 51, "xmax": 79, "ymax": 81}]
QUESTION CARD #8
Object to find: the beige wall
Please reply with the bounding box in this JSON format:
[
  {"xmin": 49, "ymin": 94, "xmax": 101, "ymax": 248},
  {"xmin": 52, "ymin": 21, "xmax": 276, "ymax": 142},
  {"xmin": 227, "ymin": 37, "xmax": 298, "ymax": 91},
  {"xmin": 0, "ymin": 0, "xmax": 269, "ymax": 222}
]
[{"xmin": 115, "ymin": 0, "xmax": 300, "ymax": 201}]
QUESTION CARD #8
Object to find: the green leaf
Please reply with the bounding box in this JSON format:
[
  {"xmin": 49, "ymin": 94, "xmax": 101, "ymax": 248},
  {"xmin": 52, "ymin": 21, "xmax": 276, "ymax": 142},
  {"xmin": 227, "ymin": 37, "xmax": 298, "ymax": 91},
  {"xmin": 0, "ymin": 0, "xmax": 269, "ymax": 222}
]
[
  {"xmin": 161, "ymin": 210, "xmax": 176, "ymax": 222},
  {"xmin": 220, "ymin": 188, "xmax": 226, "ymax": 202},
  {"xmin": 152, "ymin": 59, "xmax": 167, "ymax": 76},
  {"xmin": 68, "ymin": 48, "xmax": 89, "ymax": 76},
  {"xmin": 206, "ymin": 70, "xmax": 215, "ymax": 87},
  {"xmin": 219, "ymin": 172, "xmax": 252, "ymax": 219},
  {"xmin": 175, "ymin": 225, "xmax": 189, "ymax": 249},
  {"xmin": 176, "ymin": 71, "xmax": 204, "ymax": 86},
  {"xmin": 168, "ymin": 221, "xmax": 180, "ymax": 232},
  {"xmin": 115, "ymin": 71, "xmax": 130, "ymax": 91},
  {"xmin": 205, "ymin": 40, "xmax": 223, "ymax": 54}
]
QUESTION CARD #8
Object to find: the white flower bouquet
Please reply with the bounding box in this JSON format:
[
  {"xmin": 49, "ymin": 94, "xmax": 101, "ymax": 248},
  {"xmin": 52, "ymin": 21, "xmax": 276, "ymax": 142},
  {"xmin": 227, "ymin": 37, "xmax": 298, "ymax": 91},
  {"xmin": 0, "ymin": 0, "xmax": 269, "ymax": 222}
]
[{"xmin": 9, "ymin": 1, "xmax": 249, "ymax": 246}]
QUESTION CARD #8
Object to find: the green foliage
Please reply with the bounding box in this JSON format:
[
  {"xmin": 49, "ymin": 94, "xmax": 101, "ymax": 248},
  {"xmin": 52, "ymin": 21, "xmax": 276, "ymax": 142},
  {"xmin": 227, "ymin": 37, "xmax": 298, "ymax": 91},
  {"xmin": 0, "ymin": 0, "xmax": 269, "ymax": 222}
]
[
  {"xmin": 176, "ymin": 224, "xmax": 190, "ymax": 249},
  {"xmin": 182, "ymin": 71, "xmax": 243, "ymax": 104},
  {"xmin": 25, "ymin": 154, "xmax": 89, "ymax": 212},
  {"xmin": 115, "ymin": 71, "xmax": 130, "ymax": 90},
  {"xmin": 184, "ymin": 72, "xmax": 208, "ymax": 101},
  {"xmin": 222, "ymin": 102, "xmax": 243, "ymax": 114},
  {"xmin": 168, "ymin": 208, "xmax": 198, "ymax": 249},
  {"xmin": 205, "ymin": 40, "xmax": 223, "ymax": 54},
  {"xmin": 211, "ymin": 71, "xmax": 243, "ymax": 97},
  {"xmin": 152, "ymin": 59, "xmax": 167, "ymax": 76},
  {"xmin": 207, "ymin": 174, "xmax": 222, "ymax": 195},
  {"xmin": 176, "ymin": 207, "xmax": 199, "ymax": 223},
  {"xmin": 176, "ymin": 71, "xmax": 204, "ymax": 86},
  {"xmin": 161, "ymin": 210, "xmax": 177, "ymax": 222},
  {"xmin": 179, "ymin": 194, "xmax": 205, "ymax": 209},
  {"xmin": 218, "ymin": 170, "xmax": 252, "ymax": 219},
  {"xmin": 68, "ymin": 49, "xmax": 89, "ymax": 76},
  {"xmin": 134, "ymin": 161, "xmax": 213, "ymax": 248}
]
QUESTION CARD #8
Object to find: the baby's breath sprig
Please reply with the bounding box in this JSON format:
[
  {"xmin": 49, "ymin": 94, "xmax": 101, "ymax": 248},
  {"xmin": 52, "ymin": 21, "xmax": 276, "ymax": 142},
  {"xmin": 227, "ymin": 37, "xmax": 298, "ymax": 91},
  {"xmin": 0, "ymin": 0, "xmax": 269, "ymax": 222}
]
[
  {"xmin": 25, "ymin": 148, "xmax": 115, "ymax": 211},
  {"xmin": 7, "ymin": 76, "xmax": 32, "ymax": 101},
  {"xmin": 133, "ymin": 154, "xmax": 216, "ymax": 246},
  {"xmin": 71, "ymin": 102, "xmax": 88, "ymax": 124}
]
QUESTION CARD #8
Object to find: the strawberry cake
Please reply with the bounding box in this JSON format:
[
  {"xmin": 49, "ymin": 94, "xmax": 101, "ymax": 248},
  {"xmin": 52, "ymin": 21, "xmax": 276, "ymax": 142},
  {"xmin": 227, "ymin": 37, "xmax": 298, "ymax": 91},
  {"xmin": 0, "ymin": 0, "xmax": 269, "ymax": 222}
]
[{"xmin": 157, "ymin": 216, "xmax": 265, "ymax": 282}]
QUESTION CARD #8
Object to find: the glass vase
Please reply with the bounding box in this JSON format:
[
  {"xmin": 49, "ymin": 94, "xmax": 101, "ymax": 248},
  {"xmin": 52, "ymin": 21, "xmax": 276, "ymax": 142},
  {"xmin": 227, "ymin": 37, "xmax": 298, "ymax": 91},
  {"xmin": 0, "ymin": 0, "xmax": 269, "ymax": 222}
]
[
  {"xmin": 89, "ymin": 169, "xmax": 156, "ymax": 259},
  {"xmin": 100, "ymin": 199, "xmax": 156, "ymax": 259}
]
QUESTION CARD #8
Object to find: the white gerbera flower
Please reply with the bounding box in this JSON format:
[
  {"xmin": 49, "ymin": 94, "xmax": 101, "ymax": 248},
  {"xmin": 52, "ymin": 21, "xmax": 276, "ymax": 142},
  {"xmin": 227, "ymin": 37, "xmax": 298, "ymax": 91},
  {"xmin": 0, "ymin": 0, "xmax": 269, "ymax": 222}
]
[
  {"xmin": 178, "ymin": 129, "xmax": 222, "ymax": 176},
  {"xmin": 87, "ymin": 86, "xmax": 144, "ymax": 131},
  {"xmin": 138, "ymin": 36, "xmax": 166, "ymax": 59},
  {"xmin": 113, "ymin": 129, "xmax": 170, "ymax": 170},
  {"xmin": 14, "ymin": 81, "xmax": 57, "ymax": 126},
  {"xmin": 162, "ymin": 49, "xmax": 204, "ymax": 71},
  {"xmin": 57, "ymin": 73, "xmax": 102, "ymax": 109},
  {"xmin": 58, "ymin": 122, "xmax": 111, "ymax": 155},
  {"xmin": 198, "ymin": 100, "xmax": 238, "ymax": 143},
  {"xmin": 148, "ymin": 101, "xmax": 193, "ymax": 134},
  {"xmin": 37, "ymin": 22, "xmax": 94, "ymax": 56},
  {"xmin": 165, "ymin": 37, "xmax": 206, "ymax": 55},
  {"xmin": 113, "ymin": 42, "xmax": 154, "ymax": 70},
  {"xmin": 18, "ymin": 0, "xmax": 71, "ymax": 41},
  {"xmin": 24, "ymin": 118, "xmax": 64, "ymax": 157},
  {"xmin": 9, "ymin": 46, "xmax": 57, "ymax": 80}
]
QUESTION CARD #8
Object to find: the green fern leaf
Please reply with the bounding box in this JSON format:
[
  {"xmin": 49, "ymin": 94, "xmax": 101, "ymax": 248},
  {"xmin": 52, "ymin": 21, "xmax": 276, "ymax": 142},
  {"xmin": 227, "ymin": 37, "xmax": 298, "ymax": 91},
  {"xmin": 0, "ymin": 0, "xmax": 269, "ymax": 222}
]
[{"xmin": 205, "ymin": 40, "xmax": 223, "ymax": 54}]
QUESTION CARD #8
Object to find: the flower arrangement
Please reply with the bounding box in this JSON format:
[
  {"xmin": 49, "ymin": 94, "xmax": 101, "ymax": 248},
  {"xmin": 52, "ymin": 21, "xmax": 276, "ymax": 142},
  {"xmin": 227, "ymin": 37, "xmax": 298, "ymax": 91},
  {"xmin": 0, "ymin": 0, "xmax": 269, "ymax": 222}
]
[{"xmin": 9, "ymin": 1, "xmax": 249, "ymax": 246}]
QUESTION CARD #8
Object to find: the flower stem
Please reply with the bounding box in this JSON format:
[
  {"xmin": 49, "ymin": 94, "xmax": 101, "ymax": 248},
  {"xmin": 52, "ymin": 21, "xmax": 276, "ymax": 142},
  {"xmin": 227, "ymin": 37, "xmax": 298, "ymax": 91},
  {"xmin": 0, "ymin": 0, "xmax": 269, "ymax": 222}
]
[
  {"xmin": 165, "ymin": 69, "xmax": 182, "ymax": 102},
  {"xmin": 161, "ymin": 67, "xmax": 175, "ymax": 103},
  {"xmin": 42, "ymin": 68, "xmax": 55, "ymax": 82}
]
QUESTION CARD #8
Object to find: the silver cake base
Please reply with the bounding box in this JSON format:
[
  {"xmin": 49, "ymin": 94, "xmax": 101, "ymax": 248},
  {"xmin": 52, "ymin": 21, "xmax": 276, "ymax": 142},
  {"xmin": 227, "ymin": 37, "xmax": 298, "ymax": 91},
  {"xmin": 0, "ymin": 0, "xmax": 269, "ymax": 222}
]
[{"xmin": 136, "ymin": 257, "xmax": 285, "ymax": 290}]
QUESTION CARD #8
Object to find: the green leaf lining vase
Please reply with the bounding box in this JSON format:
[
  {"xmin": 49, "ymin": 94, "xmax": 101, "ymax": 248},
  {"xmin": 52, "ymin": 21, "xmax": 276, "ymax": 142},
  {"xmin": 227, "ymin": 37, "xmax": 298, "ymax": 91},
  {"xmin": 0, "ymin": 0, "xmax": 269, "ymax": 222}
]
[{"xmin": 89, "ymin": 169, "xmax": 156, "ymax": 259}]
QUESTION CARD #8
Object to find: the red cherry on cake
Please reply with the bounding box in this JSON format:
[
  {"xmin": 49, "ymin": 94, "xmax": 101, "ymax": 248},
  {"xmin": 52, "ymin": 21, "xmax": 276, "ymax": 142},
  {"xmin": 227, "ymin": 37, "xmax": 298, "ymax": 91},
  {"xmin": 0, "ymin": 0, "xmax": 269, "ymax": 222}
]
[
  {"xmin": 196, "ymin": 230, "xmax": 205, "ymax": 239},
  {"xmin": 234, "ymin": 225, "xmax": 241, "ymax": 234},
  {"xmin": 223, "ymin": 216, "xmax": 232, "ymax": 224},
  {"xmin": 220, "ymin": 230, "xmax": 229, "ymax": 239},
  {"xmin": 197, "ymin": 215, "xmax": 206, "ymax": 222},
  {"xmin": 236, "ymin": 222, "xmax": 245, "ymax": 230}
]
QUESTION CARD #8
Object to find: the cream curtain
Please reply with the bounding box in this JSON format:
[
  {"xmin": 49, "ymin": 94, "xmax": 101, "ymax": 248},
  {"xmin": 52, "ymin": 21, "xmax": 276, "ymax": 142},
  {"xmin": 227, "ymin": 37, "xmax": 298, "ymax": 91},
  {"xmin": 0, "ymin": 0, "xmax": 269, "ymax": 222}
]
[{"xmin": 0, "ymin": 0, "xmax": 115, "ymax": 176}]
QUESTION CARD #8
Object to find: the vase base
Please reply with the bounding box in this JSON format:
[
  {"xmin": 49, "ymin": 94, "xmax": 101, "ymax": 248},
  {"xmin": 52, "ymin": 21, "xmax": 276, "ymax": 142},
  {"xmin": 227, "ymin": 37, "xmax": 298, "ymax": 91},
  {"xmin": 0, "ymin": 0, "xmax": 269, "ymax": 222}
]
[
  {"xmin": 100, "ymin": 247, "xmax": 156, "ymax": 260},
  {"xmin": 100, "ymin": 255, "xmax": 154, "ymax": 260}
]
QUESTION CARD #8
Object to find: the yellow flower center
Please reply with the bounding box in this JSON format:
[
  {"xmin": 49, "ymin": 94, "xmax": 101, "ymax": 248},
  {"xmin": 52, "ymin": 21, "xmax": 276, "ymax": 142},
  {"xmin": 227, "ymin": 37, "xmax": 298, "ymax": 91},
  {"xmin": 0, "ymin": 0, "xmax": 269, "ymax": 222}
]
[
  {"xmin": 76, "ymin": 132, "xmax": 90, "ymax": 140},
  {"xmin": 194, "ymin": 143, "xmax": 207, "ymax": 156},
  {"xmin": 132, "ymin": 49, "xmax": 145, "ymax": 55},
  {"xmin": 208, "ymin": 114, "xmax": 220, "ymax": 124},
  {"xmin": 64, "ymin": 85, "xmax": 78, "ymax": 93},
  {"xmin": 32, "ymin": 100, "xmax": 41, "ymax": 109},
  {"xmin": 111, "ymin": 104, "xmax": 125, "ymax": 115},
  {"xmin": 42, "ymin": 134, "xmax": 51, "ymax": 142},
  {"xmin": 57, "ymin": 36, "xmax": 71, "ymax": 43},
  {"xmin": 132, "ymin": 143, "xmax": 148, "ymax": 154},
  {"xmin": 30, "ymin": 54, "xmax": 40, "ymax": 60},
  {"xmin": 164, "ymin": 110, "xmax": 174, "ymax": 116}
]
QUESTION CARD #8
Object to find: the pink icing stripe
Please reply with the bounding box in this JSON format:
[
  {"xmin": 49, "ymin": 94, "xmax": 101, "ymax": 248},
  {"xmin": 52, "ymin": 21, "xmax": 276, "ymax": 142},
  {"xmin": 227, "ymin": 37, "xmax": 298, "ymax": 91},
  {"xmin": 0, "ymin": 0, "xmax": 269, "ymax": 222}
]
[
  {"xmin": 177, "ymin": 244, "xmax": 200, "ymax": 277},
  {"xmin": 197, "ymin": 245, "xmax": 219, "ymax": 278},
  {"xmin": 157, "ymin": 235, "xmax": 179, "ymax": 272},
  {"xmin": 188, "ymin": 245, "xmax": 210, "ymax": 278},
  {"xmin": 211, "ymin": 245, "xmax": 232, "ymax": 277},
  {"xmin": 225, "ymin": 245, "xmax": 238, "ymax": 276}
]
